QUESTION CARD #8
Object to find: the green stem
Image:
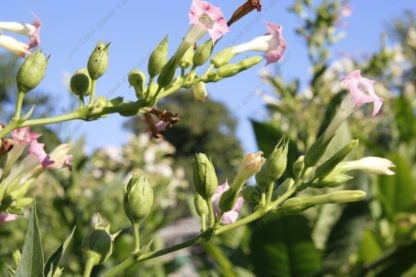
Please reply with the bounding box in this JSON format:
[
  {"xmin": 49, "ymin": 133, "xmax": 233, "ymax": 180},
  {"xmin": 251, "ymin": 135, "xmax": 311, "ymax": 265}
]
[
  {"xmin": 88, "ymin": 79, "xmax": 97, "ymax": 106},
  {"xmin": 201, "ymin": 214, "xmax": 207, "ymax": 232},
  {"xmin": 132, "ymin": 222, "xmax": 140, "ymax": 253},
  {"xmin": 12, "ymin": 91, "xmax": 25, "ymax": 121},
  {"xmin": 157, "ymin": 77, "xmax": 184, "ymax": 99},
  {"xmin": 266, "ymin": 182, "xmax": 275, "ymax": 205},
  {"xmin": 206, "ymin": 197, "xmax": 215, "ymax": 226},
  {"xmin": 83, "ymin": 257, "xmax": 95, "ymax": 277}
]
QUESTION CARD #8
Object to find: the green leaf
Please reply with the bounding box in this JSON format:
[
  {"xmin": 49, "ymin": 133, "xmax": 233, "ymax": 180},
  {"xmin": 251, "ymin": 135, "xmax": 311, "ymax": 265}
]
[
  {"xmin": 15, "ymin": 201, "xmax": 44, "ymax": 277},
  {"xmin": 393, "ymin": 94, "xmax": 416, "ymax": 143},
  {"xmin": 323, "ymin": 202, "xmax": 369, "ymax": 274},
  {"xmin": 250, "ymin": 214, "xmax": 321, "ymax": 276},
  {"xmin": 378, "ymin": 153, "xmax": 416, "ymax": 218},
  {"xmin": 44, "ymin": 227, "xmax": 76, "ymax": 277},
  {"xmin": 358, "ymin": 229, "xmax": 382, "ymax": 264}
]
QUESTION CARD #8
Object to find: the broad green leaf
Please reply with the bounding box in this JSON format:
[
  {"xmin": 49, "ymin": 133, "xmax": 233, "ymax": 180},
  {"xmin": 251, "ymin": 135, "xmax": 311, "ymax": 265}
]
[
  {"xmin": 358, "ymin": 229, "xmax": 382, "ymax": 264},
  {"xmin": 393, "ymin": 94, "xmax": 416, "ymax": 143},
  {"xmin": 44, "ymin": 227, "xmax": 76, "ymax": 277},
  {"xmin": 378, "ymin": 153, "xmax": 416, "ymax": 218},
  {"xmin": 323, "ymin": 202, "xmax": 369, "ymax": 274},
  {"xmin": 250, "ymin": 214, "xmax": 321, "ymax": 276},
  {"xmin": 15, "ymin": 201, "xmax": 44, "ymax": 277}
]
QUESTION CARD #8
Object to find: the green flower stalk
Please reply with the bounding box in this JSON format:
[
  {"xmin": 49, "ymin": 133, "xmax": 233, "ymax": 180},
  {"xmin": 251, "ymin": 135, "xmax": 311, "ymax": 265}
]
[
  {"xmin": 148, "ymin": 36, "xmax": 168, "ymax": 78},
  {"xmin": 87, "ymin": 41, "xmax": 110, "ymax": 80},
  {"xmin": 16, "ymin": 50, "xmax": 49, "ymax": 93},
  {"xmin": 193, "ymin": 153, "xmax": 218, "ymax": 200}
]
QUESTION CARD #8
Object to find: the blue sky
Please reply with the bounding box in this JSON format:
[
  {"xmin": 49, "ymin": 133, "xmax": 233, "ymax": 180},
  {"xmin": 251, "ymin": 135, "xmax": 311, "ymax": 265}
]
[{"xmin": 2, "ymin": 0, "xmax": 415, "ymax": 153}]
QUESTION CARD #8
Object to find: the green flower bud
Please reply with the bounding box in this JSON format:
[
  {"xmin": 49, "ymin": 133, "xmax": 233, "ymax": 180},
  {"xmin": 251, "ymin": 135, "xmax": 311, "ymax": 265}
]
[
  {"xmin": 87, "ymin": 41, "xmax": 110, "ymax": 80},
  {"xmin": 280, "ymin": 196, "xmax": 314, "ymax": 214},
  {"xmin": 234, "ymin": 152, "xmax": 265, "ymax": 190},
  {"xmin": 315, "ymin": 139, "xmax": 358, "ymax": 179},
  {"xmin": 70, "ymin": 68, "xmax": 91, "ymax": 96},
  {"xmin": 237, "ymin": 56, "xmax": 263, "ymax": 70},
  {"xmin": 211, "ymin": 48, "xmax": 236, "ymax": 67},
  {"xmin": 293, "ymin": 155, "xmax": 305, "ymax": 178},
  {"xmin": 217, "ymin": 64, "xmax": 240, "ymax": 78},
  {"xmin": 273, "ymin": 178, "xmax": 295, "ymax": 199},
  {"xmin": 194, "ymin": 194, "xmax": 208, "ymax": 217},
  {"xmin": 128, "ymin": 69, "xmax": 146, "ymax": 99},
  {"xmin": 312, "ymin": 172, "xmax": 353, "ymax": 188},
  {"xmin": 16, "ymin": 50, "xmax": 48, "ymax": 93},
  {"xmin": 123, "ymin": 175, "xmax": 154, "ymax": 223},
  {"xmin": 193, "ymin": 40, "xmax": 213, "ymax": 66},
  {"xmin": 148, "ymin": 36, "xmax": 168, "ymax": 78},
  {"xmin": 193, "ymin": 81, "xmax": 208, "ymax": 102},
  {"xmin": 219, "ymin": 187, "xmax": 238, "ymax": 212},
  {"xmin": 205, "ymin": 71, "xmax": 221, "ymax": 82},
  {"xmin": 84, "ymin": 218, "xmax": 119, "ymax": 265},
  {"xmin": 323, "ymin": 190, "xmax": 367, "ymax": 203},
  {"xmin": 193, "ymin": 153, "xmax": 218, "ymax": 199},
  {"xmin": 179, "ymin": 45, "xmax": 194, "ymax": 69},
  {"xmin": 304, "ymin": 134, "xmax": 334, "ymax": 168},
  {"xmin": 157, "ymin": 58, "xmax": 177, "ymax": 87},
  {"xmin": 256, "ymin": 139, "xmax": 288, "ymax": 191}
]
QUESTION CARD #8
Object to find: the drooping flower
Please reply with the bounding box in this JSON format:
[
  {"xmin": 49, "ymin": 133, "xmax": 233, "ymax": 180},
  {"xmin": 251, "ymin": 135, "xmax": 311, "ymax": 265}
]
[
  {"xmin": 212, "ymin": 181, "xmax": 244, "ymax": 224},
  {"xmin": 338, "ymin": 157, "xmax": 395, "ymax": 176},
  {"xmin": 233, "ymin": 22, "xmax": 286, "ymax": 64},
  {"xmin": 0, "ymin": 15, "xmax": 41, "ymax": 49},
  {"xmin": 28, "ymin": 140, "xmax": 54, "ymax": 168},
  {"xmin": 11, "ymin": 127, "xmax": 41, "ymax": 145},
  {"xmin": 0, "ymin": 213, "xmax": 17, "ymax": 223},
  {"xmin": 187, "ymin": 0, "xmax": 229, "ymax": 44},
  {"xmin": 0, "ymin": 34, "xmax": 30, "ymax": 57}
]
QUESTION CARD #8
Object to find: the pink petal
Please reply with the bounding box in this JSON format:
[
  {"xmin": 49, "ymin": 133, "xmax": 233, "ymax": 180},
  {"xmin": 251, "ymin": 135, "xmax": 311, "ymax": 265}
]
[
  {"xmin": 11, "ymin": 127, "xmax": 41, "ymax": 145},
  {"xmin": 29, "ymin": 140, "xmax": 54, "ymax": 168},
  {"xmin": 221, "ymin": 210, "xmax": 238, "ymax": 224},
  {"xmin": 265, "ymin": 22, "xmax": 286, "ymax": 64},
  {"xmin": 211, "ymin": 181, "xmax": 244, "ymax": 224},
  {"xmin": 0, "ymin": 213, "xmax": 17, "ymax": 222}
]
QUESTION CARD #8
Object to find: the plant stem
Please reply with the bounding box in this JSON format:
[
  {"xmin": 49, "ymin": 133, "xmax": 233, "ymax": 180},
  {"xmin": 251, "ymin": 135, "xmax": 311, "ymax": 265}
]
[
  {"xmin": 201, "ymin": 215, "xmax": 207, "ymax": 231},
  {"xmin": 132, "ymin": 222, "xmax": 140, "ymax": 253},
  {"xmin": 88, "ymin": 79, "xmax": 97, "ymax": 106},
  {"xmin": 83, "ymin": 257, "xmax": 95, "ymax": 277},
  {"xmin": 206, "ymin": 197, "xmax": 215, "ymax": 226},
  {"xmin": 12, "ymin": 91, "xmax": 25, "ymax": 121},
  {"xmin": 266, "ymin": 182, "xmax": 274, "ymax": 204}
]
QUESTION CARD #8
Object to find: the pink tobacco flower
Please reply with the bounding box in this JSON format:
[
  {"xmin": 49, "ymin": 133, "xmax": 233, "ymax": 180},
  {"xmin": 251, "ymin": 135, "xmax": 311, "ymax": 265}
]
[
  {"xmin": 0, "ymin": 213, "xmax": 17, "ymax": 223},
  {"xmin": 212, "ymin": 181, "xmax": 244, "ymax": 224},
  {"xmin": 11, "ymin": 127, "xmax": 41, "ymax": 145},
  {"xmin": 29, "ymin": 140, "xmax": 54, "ymax": 168},
  {"xmin": 188, "ymin": 0, "xmax": 229, "ymax": 44},
  {"xmin": 233, "ymin": 22, "xmax": 286, "ymax": 64},
  {"xmin": 341, "ymin": 70, "xmax": 383, "ymax": 116}
]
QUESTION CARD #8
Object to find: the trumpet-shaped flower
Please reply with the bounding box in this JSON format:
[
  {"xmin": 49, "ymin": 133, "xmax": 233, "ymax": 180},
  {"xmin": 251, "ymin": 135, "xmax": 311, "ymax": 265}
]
[
  {"xmin": 340, "ymin": 70, "xmax": 383, "ymax": 116},
  {"xmin": 29, "ymin": 140, "xmax": 54, "ymax": 168},
  {"xmin": 235, "ymin": 151, "xmax": 265, "ymax": 183},
  {"xmin": 338, "ymin": 157, "xmax": 395, "ymax": 176},
  {"xmin": 0, "ymin": 34, "xmax": 30, "ymax": 57},
  {"xmin": 11, "ymin": 127, "xmax": 41, "ymax": 145},
  {"xmin": 187, "ymin": 0, "xmax": 229, "ymax": 44},
  {"xmin": 212, "ymin": 181, "xmax": 244, "ymax": 224}
]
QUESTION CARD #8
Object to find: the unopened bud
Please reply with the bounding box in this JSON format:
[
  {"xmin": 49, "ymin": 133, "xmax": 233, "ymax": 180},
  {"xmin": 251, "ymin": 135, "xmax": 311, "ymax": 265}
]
[
  {"xmin": 256, "ymin": 139, "xmax": 288, "ymax": 191},
  {"xmin": 70, "ymin": 68, "xmax": 91, "ymax": 96},
  {"xmin": 293, "ymin": 155, "xmax": 305, "ymax": 177},
  {"xmin": 157, "ymin": 58, "xmax": 177, "ymax": 87},
  {"xmin": 238, "ymin": 56, "xmax": 263, "ymax": 70},
  {"xmin": 193, "ymin": 153, "xmax": 218, "ymax": 199},
  {"xmin": 128, "ymin": 69, "xmax": 146, "ymax": 99},
  {"xmin": 193, "ymin": 82, "xmax": 208, "ymax": 102},
  {"xmin": 123, "ymin": 175, "xmax": 154, "ymax": 223},
  {"xmin": 241, "ymin": 185, "xmax": 260, "ymax": 203},
  {"xmin": 16, "ymin": 50, "xmax": 48, "ymax": 93},
  {"xmin": 148, "ymin": 36, "xmax": 168, "ymax": 78},
  {"xmin": 315, "ymin": 139, "xmax": 358, "ymax": 179},
  {"xmin": 234, "ymin": 152, "xmax": 265, "ymax": 188},
  {"xmin": 219, "ymin": 187, "xmax": 238, "ymax": 212},
  {"xmin": 311, "ymin": 172, "xmax": 352, "ymax": 188},
  {"xmin": 211, "ymin": 48, "xmax": 236, "ymax": 67},
  {"xmin": 179, "ymin": 46, "xmax": 194, "ymax": 69},
  {"xmin": 84, "ymin": 218, "xmax": 119, "ymax": 265},
  {"xmin": 193, "ymin": 40, "xmax": 213, "ymax": 66},
  {"xmin": 273, "ymin": 178, "xmax": 295, "ymax": 199},
  {"xmin": 194, "ymin": 194, "xmax": 208, "ymax": 216},
  {"xmin": 87, "ymin": 41, "xmax": 110, "ymax": 79},
  {"xmin": 217, "ymin": 64, "xmax": 240, "ymax": 78},
  {"xmin": 304, "ymin": 134, "xmax": 334, "ymax": 168},
  {"xmin": 324, "ymin": 190, "xmax": 367, "ymax": 203}
]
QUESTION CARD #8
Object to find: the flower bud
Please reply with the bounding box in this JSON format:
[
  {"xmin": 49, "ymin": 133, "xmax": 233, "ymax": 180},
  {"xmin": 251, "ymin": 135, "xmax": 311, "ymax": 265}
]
[
  {"xmin": 192, "ymin": 81, "xmax": 208, "ymax": 102},
  {"xmin": 123, "ymin": 175, "xmax": 154, "ymax": 223},
  {"xmin": 84, "ymin": 218, "xmax": 119, "ymax": 265},
  {"xmin": 194, "ymin": 194, "xmax": 208, "ymax": 217},
  {"xmin": 293, "ymin": 155, "xmax": 305, "ymax": 177},
  {"xmin": 179, "ymin": 45, "xmax": 194, "ymax": 69},
  {"xmin": 193, "ymin": 153, "xmax": 218, "ymax": 199},
  {"xmin": 241, "ymin": 185, "xmax": 260, "ymax": 203},
  {"xmin": 280, "ymin": 196, "xmax": 314, "ymax": 214},
  {"xmin": 273, "ymin": 178, "xmax": 295, "ymax": 199},
  {"xmin": 128, "ymin": 69, "xmax": 146, "ymax": 99},
  {"xmin": 211, "ymin": 48, "xmax": 236, "ymax": 67},
  {"xmin": 16, "ymin": 50, "xmax": 48, "ymax": 93},
  {"xmin": 148, "ymin": 36, "xmax": 168, "ymax": 78},
  {"xmin": 87, "ymin": 41, "xmax": 110, "ymax": 80},
  {"xmin": 157, "ymin": 58, "xmax": 177, "ymax": 87},
  {"xmin": 304, "ymin": 134, "xmax": 334, "ymax": 168},
  {"xmin": 238, "ymin": 56, "xmax": 263, "ymax": 70},
  {"xmin": 70, "ymin": 68, "xmax": 91, "ymax": 96},
  {"xmin": 217, "ymin": 64, "xmax": 240, "ymax": 78},
  {"xmin": 219, "ymin": 186, "xmax": 238, "ymax": 212},
  {"xmin": 311, "ymin": 172, "xmax": 352, "ymax": 188},
  {"xmin": 193, "ymin": 40, "xmax": 213, "ymax": 66},
  {"xmin": 324, "ymin": 190, "xmax": 367, "ymax": 203},
  {"xmin": 256, "ymin": 139, "xmax": 288, "ymax": 191},
  {"xmin": 315, "ymin": 139, "xmax": 358, "ymax": 179},
  {"xmin": 205, "ymin": 71, "xmax": 221, "ymax": 82},
  {"xmin": 234, "ymin": 152, "xmax": 265, "ymax": 188}
]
